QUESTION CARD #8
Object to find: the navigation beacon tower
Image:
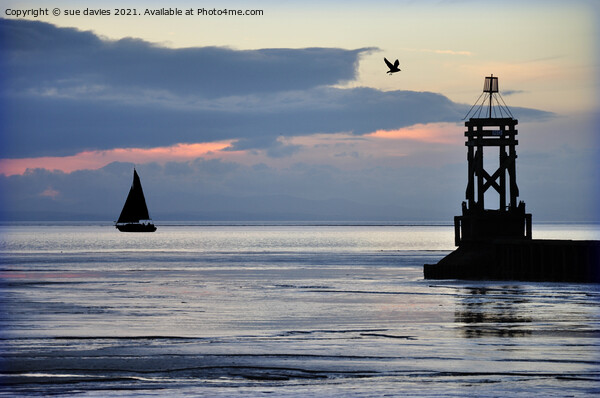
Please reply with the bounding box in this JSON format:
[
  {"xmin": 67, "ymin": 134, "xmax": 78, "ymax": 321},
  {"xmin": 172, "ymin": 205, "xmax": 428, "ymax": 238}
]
[
  {"xmin": 454, "ymin": 75, "xmax": 531, "ymax": 246},
  {"xmin": 425, "ymin": 75, "xmax": 599, "ymax": 283}
]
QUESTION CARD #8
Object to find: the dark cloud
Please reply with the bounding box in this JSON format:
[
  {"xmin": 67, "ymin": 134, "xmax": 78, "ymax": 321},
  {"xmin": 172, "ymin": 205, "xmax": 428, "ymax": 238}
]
[
  {"xmin": 0, "ymin": 160, "xmax": 463, "ymax": 221},
  {"xmin": 2, "ymin": 146, "xmax": 596, "ymax": 222},
  {"xmin": 1, "ymin": 18, "xmax": 369, "ymax": 97},
  {"xmin": 1, "ymin": 86, "xmax": 551, "ymax": 158},
  {"xmin": 0, "ymin": 18, "xmax": 553, "ymax": 159}
]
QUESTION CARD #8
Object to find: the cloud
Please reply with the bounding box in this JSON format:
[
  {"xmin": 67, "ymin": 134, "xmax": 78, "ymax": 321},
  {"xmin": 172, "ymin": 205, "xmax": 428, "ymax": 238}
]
[
  {"xmin": 1, "ymin": 18, "xmax": 552, "ymax": 160},
  {"xmin": 0, "ymin": 160, "xmax": 465, "ymax": 221},
  {"xmin": 2, "ymin": 138, "xmax": 596, "ymax": 222},
  {"xmin": 3, "ymin": 85, "xmax": 550, "ymax": 158},
  {"xmin": 502, "ymin": 89, "xmax": 527, "ymax": 96},
  {"xmin": 1, "ymin": 18, "xmax": 573, "ymax": 224},
  {"xmin": 0, "ymin": 141, "xmax": 234, "ymax": 176},
  {"xmin": 401, "ymin": 47, "xmax": 473, "ymax": 56},
  {"xmin": 40, "ymin": 187, "xmax": 60, "ymax": 199},
  {"xmin": 1, "ymin": 18, "xmax": 370, "ymax": 98},
  {"xmin": 368, "ymin": 123, "xmax": 461, "ymax": 144},
  {"xmin": 1, "ymin": 84, "xmax": 469, "ymax": 158}
]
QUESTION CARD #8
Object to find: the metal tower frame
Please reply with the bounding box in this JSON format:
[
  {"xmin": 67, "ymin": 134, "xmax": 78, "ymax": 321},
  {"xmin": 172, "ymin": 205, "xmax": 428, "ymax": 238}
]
[{"xmin": 455, "ymin": 75, "xmax": 531, "ymax": 245}]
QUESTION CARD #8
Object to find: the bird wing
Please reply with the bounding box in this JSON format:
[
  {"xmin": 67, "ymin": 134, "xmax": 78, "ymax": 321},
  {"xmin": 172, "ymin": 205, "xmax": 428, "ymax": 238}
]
[
  {"xmin": 394, "ymin": 59, "xmax": 399, "ymax": 68},
  {"xmin": 384, "ymin": 57, "xmax": 394, "ymax": 69}
]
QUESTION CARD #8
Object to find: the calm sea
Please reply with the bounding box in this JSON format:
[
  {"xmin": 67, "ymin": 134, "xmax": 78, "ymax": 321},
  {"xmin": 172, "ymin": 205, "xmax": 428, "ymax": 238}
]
[{"xmin": 0, "ymin": 223, "xmax": 599, "ymax": 397}]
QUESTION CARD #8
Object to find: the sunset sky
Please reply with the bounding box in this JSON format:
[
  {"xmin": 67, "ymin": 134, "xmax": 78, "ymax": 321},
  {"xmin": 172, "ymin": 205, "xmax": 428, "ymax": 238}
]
[{"xmin": 1, "ymin": 0, "xmax": 598, "ymax": 221}]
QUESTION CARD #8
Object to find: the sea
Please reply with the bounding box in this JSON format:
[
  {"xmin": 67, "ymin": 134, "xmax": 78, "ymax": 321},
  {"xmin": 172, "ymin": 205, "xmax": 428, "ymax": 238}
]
[{"xmin": 0, "ymin": 222, "xmax": 599, "ymax": 397}]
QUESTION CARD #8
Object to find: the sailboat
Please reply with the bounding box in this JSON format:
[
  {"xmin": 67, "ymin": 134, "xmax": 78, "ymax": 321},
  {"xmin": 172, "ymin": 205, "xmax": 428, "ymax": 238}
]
[{"xmin": 115, "ymin": 168, "xmax": 157, "ymax": 232}]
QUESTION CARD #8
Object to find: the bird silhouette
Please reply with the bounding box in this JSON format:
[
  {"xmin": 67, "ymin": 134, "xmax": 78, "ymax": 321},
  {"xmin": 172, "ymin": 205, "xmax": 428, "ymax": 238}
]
[{"xmin": 384, "ymin": 57, "xmax": 401, "ymax": 74}]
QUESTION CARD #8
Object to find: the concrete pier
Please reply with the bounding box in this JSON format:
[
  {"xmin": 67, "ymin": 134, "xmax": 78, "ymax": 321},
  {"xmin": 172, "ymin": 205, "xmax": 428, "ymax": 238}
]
[{"xmin": 424, "ymin": 239, "xmax": 600, "ymax": 283}]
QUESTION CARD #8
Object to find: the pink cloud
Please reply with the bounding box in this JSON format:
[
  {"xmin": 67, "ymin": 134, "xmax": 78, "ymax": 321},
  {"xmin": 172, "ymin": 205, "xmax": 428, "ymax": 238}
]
[
  {"xmin": 275, "ymin": 123, "xmax": 464, "ymax": 169},
  {"xmin": 0, "ymin": 123, "xmax": 464, "ymax": 177},
  {"xmin": 40, "ymin": 187, "xmax": 60, "ymax": 199},
  {"xmin": 0, "ymin": 141, "xmax": 235, "ymax": 176},
  {"xmin": 367, "ymin": 123, "xmax": 462, "ymax": 144}
]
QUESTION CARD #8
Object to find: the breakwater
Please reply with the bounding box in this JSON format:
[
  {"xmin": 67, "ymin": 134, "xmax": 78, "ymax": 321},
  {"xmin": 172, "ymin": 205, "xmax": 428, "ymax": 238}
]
[{"xmin": 424, "ymin": 239, "xmax": 600, "ymax": 283}]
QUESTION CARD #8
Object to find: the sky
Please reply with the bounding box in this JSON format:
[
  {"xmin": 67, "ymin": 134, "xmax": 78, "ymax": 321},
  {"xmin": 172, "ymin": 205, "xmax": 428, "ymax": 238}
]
[{"xmin": 0, "ymin": 0, "xmax": 598, "ymax": 222}]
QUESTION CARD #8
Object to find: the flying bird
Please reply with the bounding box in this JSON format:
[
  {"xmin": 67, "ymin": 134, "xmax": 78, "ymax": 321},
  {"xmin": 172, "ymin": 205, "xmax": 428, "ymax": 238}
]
[{"xmin": 384, "ymin": 57, "xmax": 401, "ymax": 75}]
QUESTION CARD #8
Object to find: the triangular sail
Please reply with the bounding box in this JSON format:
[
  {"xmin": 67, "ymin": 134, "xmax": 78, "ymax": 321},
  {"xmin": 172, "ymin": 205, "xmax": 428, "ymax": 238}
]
[{"xmin": 117, "ymin": 169, "xmax": 151, "ymax": 223}]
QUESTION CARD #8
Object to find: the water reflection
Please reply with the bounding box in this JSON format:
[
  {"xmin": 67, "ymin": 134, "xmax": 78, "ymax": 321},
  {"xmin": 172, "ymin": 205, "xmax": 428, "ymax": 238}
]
[{"xmin": 455, "ymin": 286, "xmax": 533, "ymax": 338}]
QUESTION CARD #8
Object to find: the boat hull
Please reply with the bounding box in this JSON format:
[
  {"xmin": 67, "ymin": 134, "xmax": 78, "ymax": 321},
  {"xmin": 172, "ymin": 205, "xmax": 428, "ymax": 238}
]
[{"xmin": 116, "ymin": 223, "xmax": 157, "ymax": 232}]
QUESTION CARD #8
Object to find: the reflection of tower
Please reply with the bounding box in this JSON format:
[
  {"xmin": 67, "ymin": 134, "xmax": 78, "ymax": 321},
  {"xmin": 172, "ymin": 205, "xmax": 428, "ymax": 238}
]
[
  {"xmin": 455, "ymin": 286, "xmax": 532, "ymax": 338},
  {"xmin": 455, "ymin": 75, "xmax": 532, "ymax": 245}
]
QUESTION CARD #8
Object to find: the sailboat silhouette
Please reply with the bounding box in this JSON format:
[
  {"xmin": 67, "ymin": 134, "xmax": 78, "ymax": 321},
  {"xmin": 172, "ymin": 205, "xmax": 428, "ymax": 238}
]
[{"xmin": 115, "ymin": 169, "xmax": 157, "ymax": 232}]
